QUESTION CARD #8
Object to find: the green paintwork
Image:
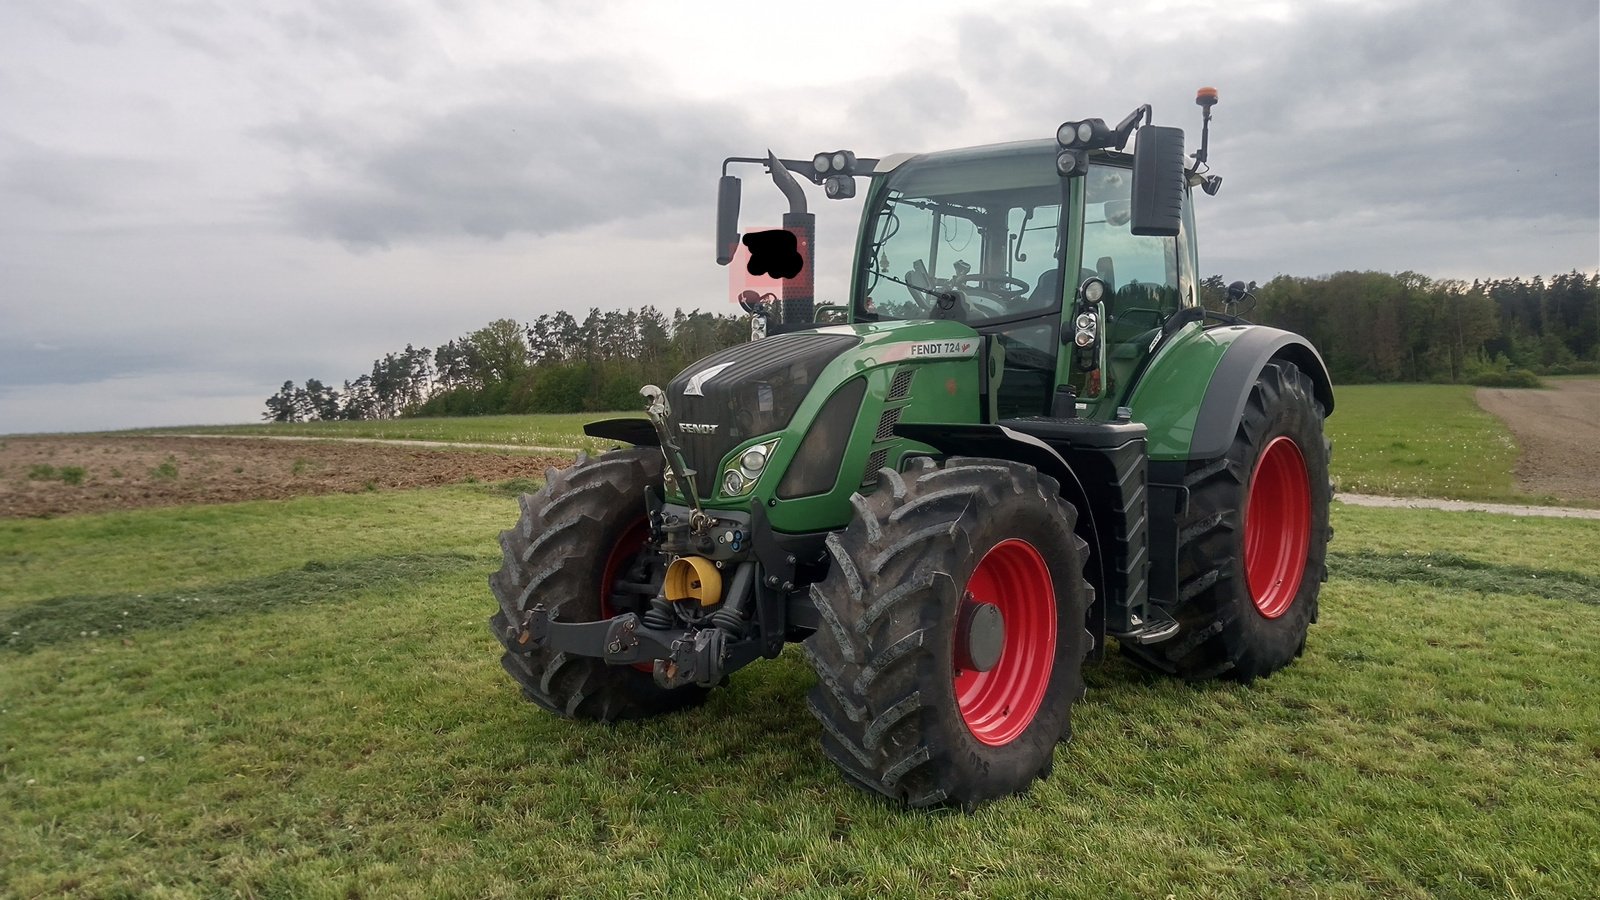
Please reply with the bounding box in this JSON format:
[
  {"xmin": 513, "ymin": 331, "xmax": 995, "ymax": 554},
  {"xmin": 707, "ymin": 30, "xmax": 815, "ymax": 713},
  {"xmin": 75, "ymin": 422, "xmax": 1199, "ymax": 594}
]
[
  {"xmin": 691, "ymin": 318, "xmax": 984, "ymax": 534},
  {"xmin": 1123, "ymin": 321, "xmax": 1242, "ymax": 459}
]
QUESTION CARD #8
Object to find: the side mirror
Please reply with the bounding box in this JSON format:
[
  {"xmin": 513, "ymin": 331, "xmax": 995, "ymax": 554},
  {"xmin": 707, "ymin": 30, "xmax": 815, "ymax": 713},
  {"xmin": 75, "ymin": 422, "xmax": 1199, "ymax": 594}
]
[
  {"xmin": 716, "ymin": 175, "xmax": 742, "ymax": 266},
  {"xmin": 1130, "ymin": 126, "xmax": 1184, "ymax": 237}
]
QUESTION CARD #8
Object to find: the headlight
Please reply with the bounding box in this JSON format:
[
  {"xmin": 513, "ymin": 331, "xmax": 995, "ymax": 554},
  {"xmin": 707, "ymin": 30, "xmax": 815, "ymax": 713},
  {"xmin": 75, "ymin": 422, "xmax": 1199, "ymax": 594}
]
[
  {"xmin": 741, "ymin": 446, "xmax": 768, "ymax": 473},
  {"xmin": 1076, "ymin": 121, "xmax": 1094, "ymax": 143},
  {"xmin": 722, "ymin": 439, "xmax": 779, "ymax": 497},
  {"xmin": 813, "ymin": 153, "xmax": 831, "ymax": 174},
  {"xmin": 1075, "ymin": 330, "xmax": 1095, "ymax": 348},
  {"xmin": 1075, "ymin": 312, "xmax": 1095, "ymax": 331}
]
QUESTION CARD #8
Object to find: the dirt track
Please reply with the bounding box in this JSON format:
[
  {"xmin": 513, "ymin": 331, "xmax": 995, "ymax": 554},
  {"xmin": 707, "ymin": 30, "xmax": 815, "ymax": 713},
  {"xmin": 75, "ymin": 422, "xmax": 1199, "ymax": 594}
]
[
  {"xmin": 0, "ymin": 436, "xmax": 571, "ymax": 518},
  {"xmin": 1476, "ymin": 379, "xmax": 1600, "ymax": 504}
]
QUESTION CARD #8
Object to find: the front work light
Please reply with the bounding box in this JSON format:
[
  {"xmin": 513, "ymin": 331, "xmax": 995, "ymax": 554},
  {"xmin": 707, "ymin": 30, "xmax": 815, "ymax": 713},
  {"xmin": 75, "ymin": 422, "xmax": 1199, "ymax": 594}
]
[
  {"xmin": 813, "ymin": 150, "xmax": 856, "ymax": 178},
  {"xmin": 1056, "ymin": 149, "xmax": 1086, "ymax": 177},
  {"xmin": 1056, "ymin": 118, "xmax": 1113, "ymax": 150}
]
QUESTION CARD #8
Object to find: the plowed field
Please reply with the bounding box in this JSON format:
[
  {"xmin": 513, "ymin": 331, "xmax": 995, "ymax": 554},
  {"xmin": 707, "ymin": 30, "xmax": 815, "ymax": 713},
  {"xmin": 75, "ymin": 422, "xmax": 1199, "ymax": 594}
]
[{"xmin": 0, "ymin": 435, "xmax": 569, "ymax": 518}]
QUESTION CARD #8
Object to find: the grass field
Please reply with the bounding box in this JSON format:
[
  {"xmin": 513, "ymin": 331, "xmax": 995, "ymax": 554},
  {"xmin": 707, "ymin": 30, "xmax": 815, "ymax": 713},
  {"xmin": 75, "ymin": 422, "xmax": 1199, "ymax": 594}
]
[
  {"xmin": 132, "ymin": 380, "xmax": 1536, "ymax": 504},
  {"xmin": 1327, "ymin": 384, "xmax": 1523, "ymax": 502},
  {"xmin": 4, "ymin": 485, "xmax": 1597, "ymax": 897}
]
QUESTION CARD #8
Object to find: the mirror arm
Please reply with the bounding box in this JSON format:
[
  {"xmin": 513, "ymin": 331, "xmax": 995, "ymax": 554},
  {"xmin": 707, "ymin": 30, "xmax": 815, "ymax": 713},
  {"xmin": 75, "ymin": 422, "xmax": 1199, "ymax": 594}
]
[
  {"xmin": 765, "ymin": 150, "xmax": 808, "ymax": 216},
  {"xmin": 1112, "ymin": 105, "xmax": 1151, "ymax": 150}
]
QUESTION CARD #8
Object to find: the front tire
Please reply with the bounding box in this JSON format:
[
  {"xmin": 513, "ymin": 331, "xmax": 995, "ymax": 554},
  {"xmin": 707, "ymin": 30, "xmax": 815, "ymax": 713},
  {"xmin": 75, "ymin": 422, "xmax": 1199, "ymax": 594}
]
[
  {"xmin": 1124, "ymin": 359, "xmax": 1332, "ymax": 681},
  {"xmin": 804, "ymin": 458, "xmax": 1092, "ymax": 810},
  {"xmin": 488, "ymin": 448, "xmax": 708, "ymax": 721}
]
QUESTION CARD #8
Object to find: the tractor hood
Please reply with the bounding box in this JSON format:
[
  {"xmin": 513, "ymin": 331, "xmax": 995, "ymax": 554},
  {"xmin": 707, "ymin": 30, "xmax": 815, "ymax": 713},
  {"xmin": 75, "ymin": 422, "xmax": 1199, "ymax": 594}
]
[{"xmin": 665, "ymin": 319, "xmax": 979, "ymax": 500}]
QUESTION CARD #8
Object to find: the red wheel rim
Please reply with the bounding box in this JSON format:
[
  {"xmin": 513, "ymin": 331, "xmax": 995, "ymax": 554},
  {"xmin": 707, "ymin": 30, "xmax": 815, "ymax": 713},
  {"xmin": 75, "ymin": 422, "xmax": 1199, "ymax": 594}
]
[
  {"xmin": 1244, "ymin": 436, "xmax": 1311, "ymax": 619},
  {"xmin": 953, "ymin": 539, "xmax": 1056, "ymax": 746},
  {"xmin": 600, "ymin": 517, "xmax": 655, "ymax": 673}
]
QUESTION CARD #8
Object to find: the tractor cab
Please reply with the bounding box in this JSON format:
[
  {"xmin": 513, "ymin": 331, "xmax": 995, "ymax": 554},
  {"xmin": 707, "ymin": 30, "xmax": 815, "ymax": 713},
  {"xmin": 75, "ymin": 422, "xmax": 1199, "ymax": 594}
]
[
  {"xmin": 845, "ymin": 141, "xmax": 1198, "ymax": 421},
  {"xmin": 717, "ymin": 103, "xmax": 1201, "ymax": 425}
]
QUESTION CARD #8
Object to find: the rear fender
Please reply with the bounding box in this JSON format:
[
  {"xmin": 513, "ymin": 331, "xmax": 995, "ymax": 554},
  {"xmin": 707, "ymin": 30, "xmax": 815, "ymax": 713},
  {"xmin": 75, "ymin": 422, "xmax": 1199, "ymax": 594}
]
[
  {"xmin": 1129, "ymin": 324, "xmax": 1333, "ymax": 460},
  {"xmin": 1190, "ymin": 329, "xmax": 1334, "ymax": 459}
]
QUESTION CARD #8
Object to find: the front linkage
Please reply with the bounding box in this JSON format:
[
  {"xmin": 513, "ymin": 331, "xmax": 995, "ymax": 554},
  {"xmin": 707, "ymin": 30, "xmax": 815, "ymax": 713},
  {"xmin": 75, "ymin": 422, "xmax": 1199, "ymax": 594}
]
[{"xmin": 501, "ymin": 442, "xmax": 802, "ymax": 693}]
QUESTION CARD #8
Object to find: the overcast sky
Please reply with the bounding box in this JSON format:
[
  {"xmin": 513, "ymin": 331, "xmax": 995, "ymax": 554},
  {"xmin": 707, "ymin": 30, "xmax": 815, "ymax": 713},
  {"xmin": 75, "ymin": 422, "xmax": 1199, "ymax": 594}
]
[{"xmin": 2, "ymin": 0, "xmax": 1596, "ymax": 434}]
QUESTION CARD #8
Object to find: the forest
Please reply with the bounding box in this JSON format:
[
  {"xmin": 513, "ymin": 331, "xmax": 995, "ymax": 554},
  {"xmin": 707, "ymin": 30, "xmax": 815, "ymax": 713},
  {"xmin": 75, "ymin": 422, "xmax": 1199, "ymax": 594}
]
[{"xmin": 263, "ymin": 270, "xmax": 1599, "ymax": 421}]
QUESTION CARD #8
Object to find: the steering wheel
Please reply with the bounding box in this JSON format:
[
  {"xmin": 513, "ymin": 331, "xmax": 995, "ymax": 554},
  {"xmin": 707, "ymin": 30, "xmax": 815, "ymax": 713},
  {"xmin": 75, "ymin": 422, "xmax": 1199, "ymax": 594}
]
[{"xmin": 953, "ymin": 273, "xmax": 1030, "ymax": 302}]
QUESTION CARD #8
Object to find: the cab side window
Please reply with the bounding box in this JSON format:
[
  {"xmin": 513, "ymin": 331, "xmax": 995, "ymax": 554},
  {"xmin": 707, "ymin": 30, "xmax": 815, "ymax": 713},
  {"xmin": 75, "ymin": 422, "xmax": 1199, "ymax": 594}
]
[{"xmin": 1081, "ymin": 164, "xmax": 1181, "ymax": 343}]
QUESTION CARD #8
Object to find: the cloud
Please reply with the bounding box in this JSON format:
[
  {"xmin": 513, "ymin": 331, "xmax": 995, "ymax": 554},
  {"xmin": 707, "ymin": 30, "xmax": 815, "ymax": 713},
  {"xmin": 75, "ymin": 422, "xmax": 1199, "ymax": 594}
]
[
  {"xmin": 8, "ymin": 0, "xmax": 126, "ymax": 46},
  {"xmin": 935, "ymin": 0, "xmax": 1598, "ymax": 277},
  {"xmin": 0, "ymin": 370, "xmax": 270, "ymax": 434},
  {"xmin": 845, "ymin": 74, "xmax": 972, "ymax": 149},
  {"xmin": 0, "ymin": 135, "xmax": 172, "ymax": 215},
  {"xmin": 0, "ymin": 337, "xmax": 185, "ymax": 388},
  {"xmin": 264, "ymin": 63, "xmax": 757, "ymax": 248}
]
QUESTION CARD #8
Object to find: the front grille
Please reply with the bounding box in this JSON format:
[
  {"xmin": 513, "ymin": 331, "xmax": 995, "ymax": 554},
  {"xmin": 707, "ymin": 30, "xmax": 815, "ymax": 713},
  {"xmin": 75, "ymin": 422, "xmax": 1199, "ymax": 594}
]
[
  {"xmin": 874, "ymin": 406, "xmax": 902, "ymax": 442},
  {"xmin": 667, "ymin": 331, "xmax": 859, "ymax": 499}
]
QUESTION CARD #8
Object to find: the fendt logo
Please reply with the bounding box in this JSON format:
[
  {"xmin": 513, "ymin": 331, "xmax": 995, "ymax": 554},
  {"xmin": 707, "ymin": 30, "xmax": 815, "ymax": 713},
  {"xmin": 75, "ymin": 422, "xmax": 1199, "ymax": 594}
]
[
  {"xmin": 679, "ymin": 423, "xmax": 719, "ymax": 434},
  {"xmin": 684, "ymin": 361, "xmax": 736, "ymax": 397}
]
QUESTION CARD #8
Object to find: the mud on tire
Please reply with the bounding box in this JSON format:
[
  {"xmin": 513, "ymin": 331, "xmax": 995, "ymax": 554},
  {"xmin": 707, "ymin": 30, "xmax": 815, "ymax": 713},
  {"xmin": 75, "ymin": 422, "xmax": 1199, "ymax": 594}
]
[
  {"xmin": 804, "ymin": 457, "xmax": 1093, "ymax": 810},
  {"xmin": 1124, "ymin": 359, "xmax": 1332, "ymax": 681},
  {"xmin": 488, "ymin": 448, "xmax": 708, "ymax": 721}
]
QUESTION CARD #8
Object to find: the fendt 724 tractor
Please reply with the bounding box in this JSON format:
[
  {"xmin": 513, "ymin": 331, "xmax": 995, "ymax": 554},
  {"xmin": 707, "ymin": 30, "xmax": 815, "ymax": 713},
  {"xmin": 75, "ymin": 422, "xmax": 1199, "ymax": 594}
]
[{"xmin": 489, "ymin": 89, "xmax": 1334, "ymax": 809}]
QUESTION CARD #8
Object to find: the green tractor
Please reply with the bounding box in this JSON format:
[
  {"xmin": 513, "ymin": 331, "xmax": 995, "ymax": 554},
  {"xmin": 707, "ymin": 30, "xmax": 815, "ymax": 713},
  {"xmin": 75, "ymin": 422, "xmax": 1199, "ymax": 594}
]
[{"xmin": 489, "ymin": 88, "xmax": 1333, "ymax": 809}]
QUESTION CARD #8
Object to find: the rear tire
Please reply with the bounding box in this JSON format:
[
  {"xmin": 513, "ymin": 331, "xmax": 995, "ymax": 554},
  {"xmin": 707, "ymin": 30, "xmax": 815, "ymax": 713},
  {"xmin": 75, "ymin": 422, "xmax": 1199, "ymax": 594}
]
[
  {"xmin": 1124, "ymin": 359, "xmax": 1332, "ymax": 681},
  {"xmin": 804, "ymin": 458, "xmax": 1092, "ymax": 810},
  {"xmin": 488, "ymin": 448, "xmax": 708, "ymax": 721}
]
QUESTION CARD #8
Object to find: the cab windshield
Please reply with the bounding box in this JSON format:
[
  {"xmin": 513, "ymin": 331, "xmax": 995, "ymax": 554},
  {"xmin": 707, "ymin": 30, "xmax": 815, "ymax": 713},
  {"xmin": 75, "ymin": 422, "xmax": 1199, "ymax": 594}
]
[{"xmin": 856, "ymin": 146, "xmax": 1065, "ymax": 325}]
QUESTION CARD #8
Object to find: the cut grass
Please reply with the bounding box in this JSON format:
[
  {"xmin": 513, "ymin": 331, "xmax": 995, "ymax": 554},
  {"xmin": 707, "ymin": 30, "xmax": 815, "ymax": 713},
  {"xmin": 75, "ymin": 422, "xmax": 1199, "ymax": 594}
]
[
  {"xmin": 1324, "ymin": 383, "xmax": 1523, "ymax": 503},
  {"xmin": 3, "ymin": 491, "xmax": 1597, "ymax": 897},
  {"xmin": 0, "ymin": 483, "xmax": 530, "ymax": 608},
  {"xmin": 133, "ymin": 412, "xmax": 631, "ymax": 452}
]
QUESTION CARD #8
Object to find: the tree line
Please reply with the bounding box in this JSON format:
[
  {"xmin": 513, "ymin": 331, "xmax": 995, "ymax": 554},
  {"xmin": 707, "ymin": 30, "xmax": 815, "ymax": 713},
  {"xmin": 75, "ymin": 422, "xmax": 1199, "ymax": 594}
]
[
  {"xmin": 265, "ymin": 270, "xmax": 1598, "ymax": 421},
  {"xmin": 263, "ymin": 307, "xmax": 749, "ymax": 421},
  {"xmin": 1201, "ymin": 270, "xmax": 1598, "ymax": 386}
]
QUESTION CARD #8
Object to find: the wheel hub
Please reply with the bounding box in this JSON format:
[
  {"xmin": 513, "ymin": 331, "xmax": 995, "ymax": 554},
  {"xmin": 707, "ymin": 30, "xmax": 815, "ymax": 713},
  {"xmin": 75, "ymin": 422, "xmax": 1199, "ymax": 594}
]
[
  {"xmin": 1244, "ymin": 435, "xmax": 1312, "ymax": 619},
  {"xmin": 955, "ymin": 599, "xmax": 1005, "ymax": 673},
  {"xmin": 952, "ymin": 539, "xmax": 1056, "ymax": 747}
]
